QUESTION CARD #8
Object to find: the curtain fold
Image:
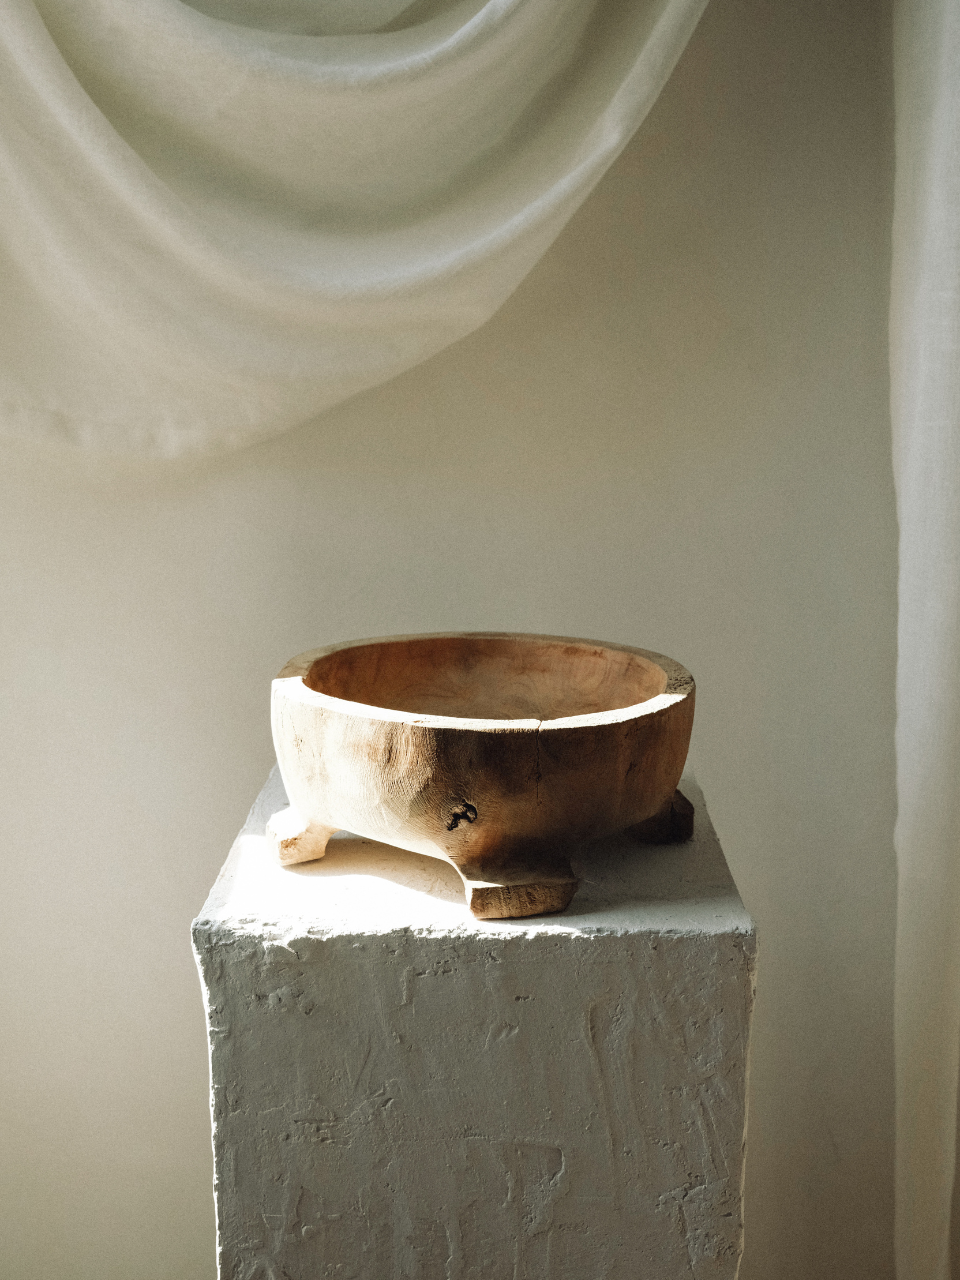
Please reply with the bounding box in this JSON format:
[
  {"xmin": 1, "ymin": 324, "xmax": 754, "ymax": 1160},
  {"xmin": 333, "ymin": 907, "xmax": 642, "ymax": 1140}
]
[
  {"xmin": 0, "ymin": 0, "xmax": 706, "ymax": 455},
  {"xmin": 891, "ymin": 1, "xmax": 960, "ymax": 1276}
]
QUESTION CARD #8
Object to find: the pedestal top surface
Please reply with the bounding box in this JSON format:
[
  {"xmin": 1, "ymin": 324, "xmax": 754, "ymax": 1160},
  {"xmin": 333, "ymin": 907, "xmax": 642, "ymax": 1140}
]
[{"xmin": 196, "ymin": 768, "xmax": 753, "ymax": 943}]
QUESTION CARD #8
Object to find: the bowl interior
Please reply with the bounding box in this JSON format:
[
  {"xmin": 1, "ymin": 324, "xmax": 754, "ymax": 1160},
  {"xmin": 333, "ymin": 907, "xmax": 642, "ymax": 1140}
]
[{"xmin": 303, "ymin": 635, "xmax": 668, "ymax": 721}]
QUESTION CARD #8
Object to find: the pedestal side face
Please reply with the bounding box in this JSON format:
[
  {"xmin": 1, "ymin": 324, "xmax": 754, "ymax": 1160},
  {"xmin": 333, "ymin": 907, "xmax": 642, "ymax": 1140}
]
[{"xmin": 192, "ymin": 773, "xmax": 756, "ymax": 1280}]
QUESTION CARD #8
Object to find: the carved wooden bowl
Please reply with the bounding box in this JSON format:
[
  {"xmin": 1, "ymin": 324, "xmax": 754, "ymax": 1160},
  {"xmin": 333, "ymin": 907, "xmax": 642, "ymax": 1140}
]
[{"xmin": 269, "ymin": 632, "xmax": 695, "ymax": 920}]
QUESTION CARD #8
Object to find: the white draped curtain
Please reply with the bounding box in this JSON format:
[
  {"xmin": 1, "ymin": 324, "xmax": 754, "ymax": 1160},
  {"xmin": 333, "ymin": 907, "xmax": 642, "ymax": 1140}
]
[
  {"xmin": 0, "ymin": 0, "xmax": 706, "ymax": 455},
  {"xmin": 892, "ymin": 0, "xmax": 960, "ymax": 1277}
]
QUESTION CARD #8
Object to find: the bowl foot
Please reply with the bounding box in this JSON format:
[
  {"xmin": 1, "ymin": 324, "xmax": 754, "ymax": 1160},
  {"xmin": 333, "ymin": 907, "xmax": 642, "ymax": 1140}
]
[
  {"xmin": 625, "ymin": 788, "xmax": 694, "ymax": 844},
  {"xmin": 464, "ymin": 878, "xmax": 579, "ymax": 919},
  {"xmin": 453, "ymin": 858, "xmax": 579, "ymax": 920},
  {"xmin": 266, "ymin": 806, "xmax": 337, "ymax": 865}
]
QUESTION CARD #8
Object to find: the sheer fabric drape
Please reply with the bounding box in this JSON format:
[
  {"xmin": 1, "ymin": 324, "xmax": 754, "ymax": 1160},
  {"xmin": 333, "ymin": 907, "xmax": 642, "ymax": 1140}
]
[
  {"xmin": 0, "ymin": 0, "xmax": 706, "ymax": 455},
  {"xmin": 891, "ymin": 1, "xmax": 960, "ymax": 1276}
]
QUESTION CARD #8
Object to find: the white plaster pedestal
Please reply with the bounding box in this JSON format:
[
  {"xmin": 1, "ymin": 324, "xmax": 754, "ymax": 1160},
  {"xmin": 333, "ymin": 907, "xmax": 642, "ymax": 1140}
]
[{"xmin": 193, "ymin": 769, "xmax": 756, "ymax": 1280}]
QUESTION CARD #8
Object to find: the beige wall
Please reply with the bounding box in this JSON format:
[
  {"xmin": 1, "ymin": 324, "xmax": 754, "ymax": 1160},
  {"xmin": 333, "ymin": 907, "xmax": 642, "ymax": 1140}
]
[{"xmin": 0, "ymin": 1, "xmax": 895, "ymax": 1276}]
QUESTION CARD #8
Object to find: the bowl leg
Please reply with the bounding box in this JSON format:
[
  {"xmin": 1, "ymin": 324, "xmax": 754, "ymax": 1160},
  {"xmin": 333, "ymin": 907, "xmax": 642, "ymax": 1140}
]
[
  {"xmin": 266, "ymin": 805, "xmax": 338, "ymax": 865},
  {"xmin": 625, "ymin": 789, "xmax": 694, "ymax": 845},
  {"xmin": 452, "ymin": 857, "xmax": 579, "ymax": 920}
]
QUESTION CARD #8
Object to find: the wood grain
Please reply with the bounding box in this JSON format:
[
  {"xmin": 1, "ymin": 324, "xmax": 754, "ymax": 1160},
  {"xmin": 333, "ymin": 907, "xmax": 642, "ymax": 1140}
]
[{"xmin": 270, "ymin": 633, "xmax": 695, "ymax": 919}]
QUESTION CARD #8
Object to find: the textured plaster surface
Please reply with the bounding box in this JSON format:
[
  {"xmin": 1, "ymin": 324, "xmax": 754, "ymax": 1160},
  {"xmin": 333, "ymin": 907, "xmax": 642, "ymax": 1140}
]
[{"xmin": 193, "ymin": 770, "xmax": 756, "ymax": 1279}]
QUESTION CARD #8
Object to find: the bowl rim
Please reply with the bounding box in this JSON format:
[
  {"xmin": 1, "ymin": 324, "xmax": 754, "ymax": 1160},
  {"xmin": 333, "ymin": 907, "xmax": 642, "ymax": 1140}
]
[{"xmin": 272, "ymin": 631, "xmax": 694, "ymax": 731}]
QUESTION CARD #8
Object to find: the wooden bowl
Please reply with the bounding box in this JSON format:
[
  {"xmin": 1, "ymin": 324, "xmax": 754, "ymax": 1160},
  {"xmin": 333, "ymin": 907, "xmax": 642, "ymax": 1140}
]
[{"xmin": 269, "ymin": 632, "xmax": 695, "ymax": 919}]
